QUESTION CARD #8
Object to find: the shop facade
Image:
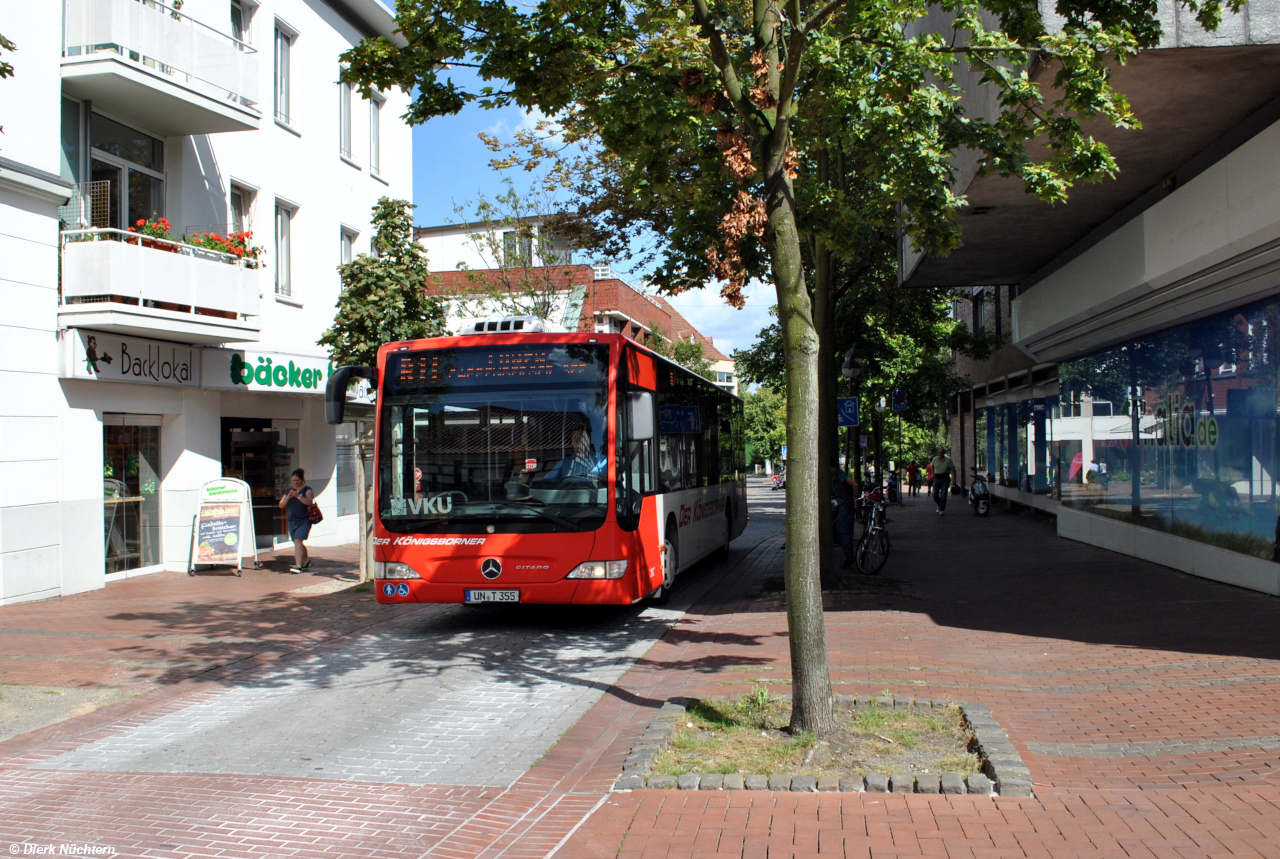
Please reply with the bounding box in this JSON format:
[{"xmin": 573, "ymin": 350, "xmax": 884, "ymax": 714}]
[
  {"xmin": 970, "ymin": 296, "xmax": 1280, "ymax": 559},
  {"xmin": 910, "ymin": 7, "xmax": 1280, "ymax": 593},
  {"xmin": 58, "ymin": 329, "xmax": 367, "ymax": 581}
]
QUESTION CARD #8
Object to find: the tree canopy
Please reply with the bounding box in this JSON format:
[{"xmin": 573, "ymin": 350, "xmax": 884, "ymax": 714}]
[
  {"xmin": 344, "ymin": 0, "xmax": 1238, "ymax": 736},
  {"xmin": 320, "ymin": 197, "xmax": 446, "ymax": 367}
]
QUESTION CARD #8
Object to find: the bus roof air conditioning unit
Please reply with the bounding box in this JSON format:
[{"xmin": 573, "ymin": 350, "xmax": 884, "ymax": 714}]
[{"xmin": 468, "ymin": 315, "xmax": 557, "ymax": 334}]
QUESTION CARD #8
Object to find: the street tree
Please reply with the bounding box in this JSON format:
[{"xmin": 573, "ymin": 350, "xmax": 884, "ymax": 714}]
[
  {"xmin": 342, "ymin": 0, "xmax": 1238, "ymax": 736},
  {"xmin": 320, "ymin": 197, "xmax": 446, "ymax": 367},
  {"xmin": 449, "ymin": 175, "xmax": 583, "ymax": 325},
  {"xmin": 320, "ymin": 197, "xmax": 447, "ymax": 584},
  {"xmin": 646, "ymin": 320, "xmax": 716, "ymax": 381},
  {"xmin": 743, "ymin": 386, "xmax": 787, "ymax": 466}
]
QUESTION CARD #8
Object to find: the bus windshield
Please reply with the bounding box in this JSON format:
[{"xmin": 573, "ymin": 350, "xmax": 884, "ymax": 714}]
[{"xmin": 379, "ymin": 343, "xmax": 611, "ymax": 534}]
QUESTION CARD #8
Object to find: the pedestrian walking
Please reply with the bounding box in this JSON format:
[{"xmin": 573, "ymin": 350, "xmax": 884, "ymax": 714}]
[
  {"xmin": 279, "ymin": 468, "xmax": 317, "ymax": 572},
  {"xmin": 930, "ymin": 448, "xmax": 957, "ymax": 514},
  {"xmin": 830, "ymin": 461, "xmax": 858, "ymax": 569},
  {"xmin": 906, "ymin": 461, "xmax": 920, "ymax": 497}
]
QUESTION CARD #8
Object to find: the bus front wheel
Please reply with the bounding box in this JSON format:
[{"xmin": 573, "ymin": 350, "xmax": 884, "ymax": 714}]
[{"xmin": 646, "ymin": 530, "xmax": 677, "ymax": 605}]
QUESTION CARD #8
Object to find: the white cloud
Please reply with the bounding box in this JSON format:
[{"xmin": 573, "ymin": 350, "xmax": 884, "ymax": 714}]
[{"xmin": 662, "ymin": 279, "xmax": 775, "ymax": 356}]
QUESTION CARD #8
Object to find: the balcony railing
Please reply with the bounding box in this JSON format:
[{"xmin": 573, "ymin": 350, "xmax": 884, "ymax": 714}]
[
  {"xmin": 61, "ymin": 228, "xmax": 261, "ymax": 328},
  {"xmin": 63, "ymin": 0, "xmax": 259, "ymax": 111}
]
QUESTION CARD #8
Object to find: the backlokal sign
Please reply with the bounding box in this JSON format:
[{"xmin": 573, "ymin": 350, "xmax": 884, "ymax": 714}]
[{"xmin": 60, "ymin": 330, "xmax": 200, "ymax": 387}]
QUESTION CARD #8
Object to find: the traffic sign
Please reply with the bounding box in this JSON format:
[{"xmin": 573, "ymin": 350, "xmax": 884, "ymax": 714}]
[
  {"xmin": 780, "ymin": 445, "xmax": 788, "ymax": 459},
  {"xmin": 859, "ymin": 435, "xmax": 869, "ymax": 447},
  {"xmin": 892, "ymin": 390, "xmax": 907, "ymax": 412},
  {"xmin": 837, "ymin": 397, "xmax": 860, "ymax": 427}
]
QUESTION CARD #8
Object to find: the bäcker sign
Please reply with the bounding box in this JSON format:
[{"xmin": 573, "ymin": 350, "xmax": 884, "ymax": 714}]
[
  {"xmin": 203, "ymin": 349, "xmax": 331, "ymax": 394},
  {"xmin": 60, "ymin": 330, "xmax": 200, "ymax": 387}
]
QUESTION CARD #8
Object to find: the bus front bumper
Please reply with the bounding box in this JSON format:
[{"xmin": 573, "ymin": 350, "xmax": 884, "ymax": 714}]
[{"xmin": 374, "ymin": 578, "xmax": 642, "ymax": 605}]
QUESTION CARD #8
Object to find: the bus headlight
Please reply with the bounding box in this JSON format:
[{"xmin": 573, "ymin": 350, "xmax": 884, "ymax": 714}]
[
  {"xmin": 566, "ymin": 560, "xmax": 628, "ymax": 579},
  {"xmin": 374, "ymin": 562, "xmax": 421, "ymax": 579}
]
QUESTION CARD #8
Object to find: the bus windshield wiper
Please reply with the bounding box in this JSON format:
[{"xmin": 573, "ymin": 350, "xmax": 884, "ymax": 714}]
[{"xmin": 490, "ymin": 501, "xmax": 580, "ymax": 531}]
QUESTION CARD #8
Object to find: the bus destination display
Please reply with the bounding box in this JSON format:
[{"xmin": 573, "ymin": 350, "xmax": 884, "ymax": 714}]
[{"xmin": 389, "ymin": 345, "xmax": 606, "ymax": 392}]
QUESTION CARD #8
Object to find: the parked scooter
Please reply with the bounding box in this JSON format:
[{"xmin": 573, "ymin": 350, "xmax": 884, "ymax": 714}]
[
  {"xmin": 968, "ymin": 467, "xmax": 991, "ymax": 516},
  {"xmin": 886, "ymin": 472, "xmax": 900, "ymax": 503},
  {"xmin": 772, "ymin": 469, "xmax": 786, "ymax": 491}
]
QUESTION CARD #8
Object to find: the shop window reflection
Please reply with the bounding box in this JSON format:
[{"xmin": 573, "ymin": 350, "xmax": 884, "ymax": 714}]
[
  {"xmin": 1052, "ymin": 300, "xmax": 1280, "ymax": 559},
  {"xmin": 103, "ymin": 423, "xmax": 161, "ymax": 574}
]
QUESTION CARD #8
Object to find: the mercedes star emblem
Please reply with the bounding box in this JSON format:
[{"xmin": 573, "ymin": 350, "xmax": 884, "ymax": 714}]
[{"xmin": 480, "ymin": 558, "xmax": 502, "ymax": 580}]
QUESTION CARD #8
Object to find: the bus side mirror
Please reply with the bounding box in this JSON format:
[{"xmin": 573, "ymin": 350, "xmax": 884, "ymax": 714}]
[
  {"xmin": 325, "ymin": 365, "xmax": 377, "ymax": 425},
  {"xmin": 626, "ymin": 391, "xmax": 654, "ymax": 441}
]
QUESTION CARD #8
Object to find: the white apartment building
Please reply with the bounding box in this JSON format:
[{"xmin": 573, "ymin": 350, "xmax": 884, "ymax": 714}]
[{"xmin": 0, "ymin": 0, "xmax": 412, "ymax": 604}]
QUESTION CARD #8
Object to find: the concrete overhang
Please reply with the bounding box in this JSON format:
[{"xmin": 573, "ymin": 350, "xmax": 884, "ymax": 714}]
[
  {"xmin": 58, "ymin": 304, "xmax": 260, "ymax": 345},
  {"xmin": 62, "ymin": 56, "xmax": 260, "ymax": 137},
  {"xmin": 901, "ymin": 45, "xmax": 1280, "ymax": 290}
]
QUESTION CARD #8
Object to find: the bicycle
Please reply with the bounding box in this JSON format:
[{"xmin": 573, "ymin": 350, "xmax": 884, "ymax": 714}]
[{"xmin": 855, "ymin": 487, "xmax": 891, "ymax": 575}]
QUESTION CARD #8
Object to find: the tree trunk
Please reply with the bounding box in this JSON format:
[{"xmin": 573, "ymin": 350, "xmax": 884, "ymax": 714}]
[
  {"xmin": 765, "ymin": 126, "xmax": 836, "ymax": 738},
  {"xmin": 356, "ymin": 443, "xmax": 374, "ymax": 582},
  {"xmin": 813, "ymin": 152, "xmax": 836, "ymax": 585}
]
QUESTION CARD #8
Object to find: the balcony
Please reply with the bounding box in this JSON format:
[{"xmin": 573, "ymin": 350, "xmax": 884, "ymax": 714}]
[
  {"xmin": 62, "ymin": 0, "xmax": 260, "ymax": 137},
  {"xmin": 60, "ymin": 229, "xmax": 262, "ymax": 344}
]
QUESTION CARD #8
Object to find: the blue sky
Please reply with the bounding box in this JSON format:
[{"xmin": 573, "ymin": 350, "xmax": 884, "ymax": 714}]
[{"xmin": 381, "ymin": 7, "xmax": 773, "ymax": 357}]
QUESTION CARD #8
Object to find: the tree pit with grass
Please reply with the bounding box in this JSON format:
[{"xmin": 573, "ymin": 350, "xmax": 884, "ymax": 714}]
[{"xmin": 650, "ymin": 690, "xmax": 979, "ymax": 781}]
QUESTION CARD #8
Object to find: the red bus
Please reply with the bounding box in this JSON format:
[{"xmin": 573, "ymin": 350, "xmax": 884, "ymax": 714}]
[{"xmin": 325, "ymin": 322, "xmax": 747, "ymax": 605}]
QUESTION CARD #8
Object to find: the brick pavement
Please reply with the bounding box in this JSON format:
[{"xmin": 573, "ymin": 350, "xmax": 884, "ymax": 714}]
[{"xmin": 3, "ymin": 484, "xmax": 1280, "ymax": 857}]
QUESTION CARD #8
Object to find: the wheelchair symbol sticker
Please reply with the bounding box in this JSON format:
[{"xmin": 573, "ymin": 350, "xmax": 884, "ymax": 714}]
[
  {"xmin": 396, "ymin": 583, "xmax": 410, "ymax": 597},
  {"xmin": 383, "ymin": 583, "xmax": 396, "ymax": 597}
]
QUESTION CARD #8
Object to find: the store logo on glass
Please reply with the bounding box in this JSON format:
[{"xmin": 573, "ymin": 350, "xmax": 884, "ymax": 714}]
[{"xmin": 480, "ymin": 559, "xmax": 502, "ymax": 580}]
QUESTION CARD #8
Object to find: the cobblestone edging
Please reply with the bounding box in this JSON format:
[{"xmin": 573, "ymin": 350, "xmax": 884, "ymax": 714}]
[{"xmin": 614, "ymin": 696, "xmax": 1033, "ymax": 797}]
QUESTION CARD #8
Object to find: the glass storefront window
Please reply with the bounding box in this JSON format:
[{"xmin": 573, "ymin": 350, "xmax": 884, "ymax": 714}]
[
  {"xmin": 222, "ymin": 418, "xmax": 299, "ymax": 549},
  {"xmin": 103, "ymin": 418, "xmax": 161, "ymax": 574},
  {"xmin": 1054, "ymin": 300, "xmax": 1280, "ymax": 559}
]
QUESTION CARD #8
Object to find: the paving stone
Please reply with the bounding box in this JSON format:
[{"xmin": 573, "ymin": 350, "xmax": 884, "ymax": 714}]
[
  {"xmin": 916, "ymin": 775, "xmax": 940, "ymax": 794},
  {"xmin": 890, "ymin": 773, "xmax": 914, "ymax": 793},
  {"xmin": 894, "ymin": 697, "xmax": 913, "ymax": 711},
  {"xmin": 699, "ymin": 773, "xmax": 723, "ymax": 790},
  {"xmin": 875, "ymin": 696, "xmax": 894, "ymax": 709},
  {"xmin": 839, "ymin": 775, "xmax": 865, "ymax": 792},
  {"xmin": 677, "ymin": 773, "xmax": 701, "ymax": 790},
  {"xmin": 647, "ymin": 775, "xmax": 677, "ymax": 789},
  {"xmin": 998, "ymin": 777, "xmax": 1033, "ymax": 797},
  {"xmin": 835, "ymin": 695, "xmax": 856, "ymax": 708},
  {"xmin": 790, "ymin": 775, "xmax": 816, "ymax": 792},
  {"xmin": 940, "ymin": 773, "xmax": 965, "ymax": 795},
  {"xmin": 722, "ymin": 773, "xmax": 744, "ymax": 790},
  {"xmin": 816, "ymin": 775, "xmax": 840, "ymax": 792},
  {"xmin": 615, "ymin": 776, "xmax": 645, "ymax": 791},
  {"xmin": 966, "ymin": 773, "xmax": 993, "ymax": 794},
  {"xmin": 37, "ymin": 604, "xmax": 680, "ymax": 789},
  {"xmin": 768, "ymin": 774, "xmax": 792, "ymax": 791},
  {"xmin": 745, "ymin": 774, "xmax": 769, "ymax": 790},
  {"xmin": 865, "ymin": 773, "xmax": 889, "ymax": 792}
]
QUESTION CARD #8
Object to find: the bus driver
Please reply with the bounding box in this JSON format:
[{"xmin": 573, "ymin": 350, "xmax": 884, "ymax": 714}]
[{"xmin": 543, "ymin": 426, "xmax": 606, "ymax": 484}]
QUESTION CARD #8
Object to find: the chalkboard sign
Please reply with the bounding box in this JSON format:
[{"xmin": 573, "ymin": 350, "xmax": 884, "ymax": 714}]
[{"xmin": 188, "ymin": 478, "xmax": 257, "ymax": 576}]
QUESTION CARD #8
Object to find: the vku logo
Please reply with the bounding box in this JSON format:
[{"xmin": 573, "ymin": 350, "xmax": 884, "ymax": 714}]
[{"xmin": 407, "ymin": 495, "xmax": 453, "ymax": 515}]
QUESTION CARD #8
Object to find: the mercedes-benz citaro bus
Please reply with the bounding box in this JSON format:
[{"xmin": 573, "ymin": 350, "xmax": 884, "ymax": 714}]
[{"xmin": 325, "ymin": 316, "xmax": 747, "ymax": 606}]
